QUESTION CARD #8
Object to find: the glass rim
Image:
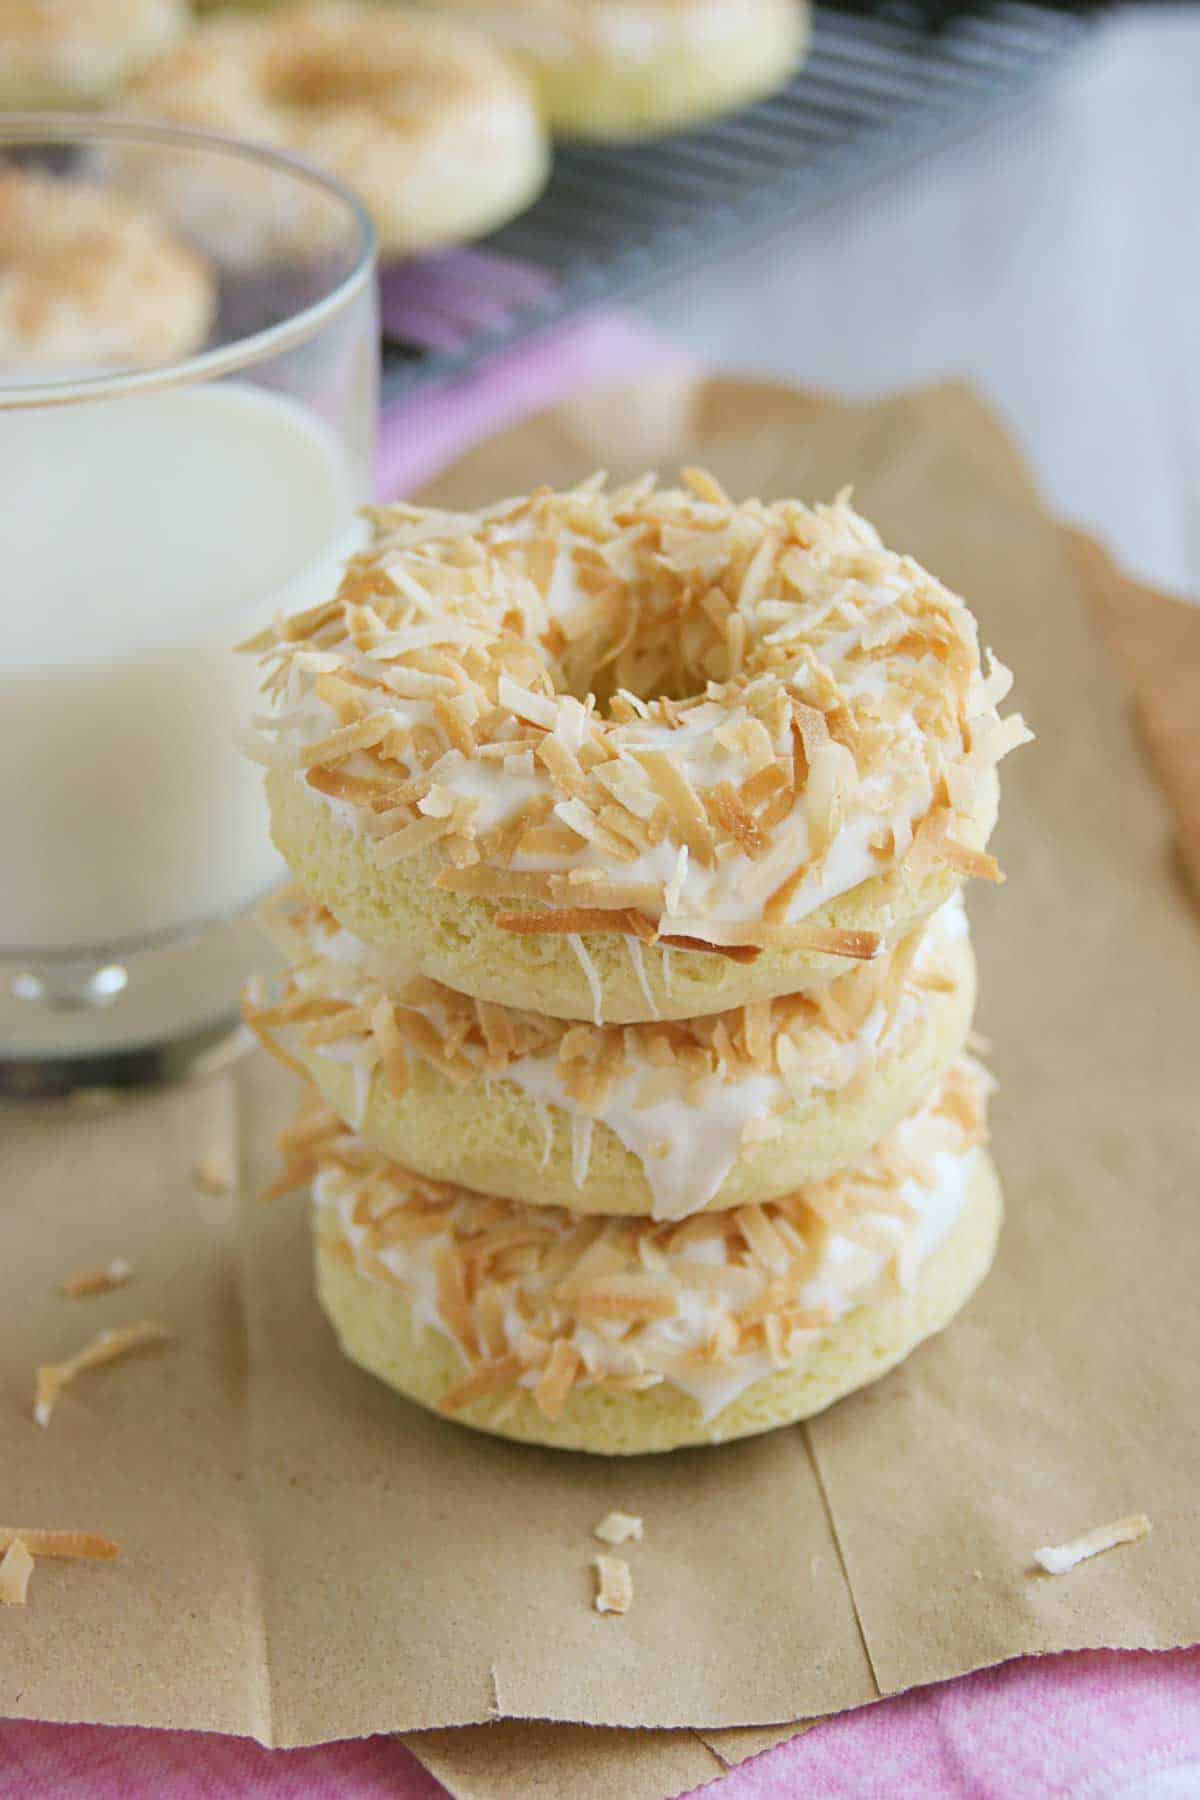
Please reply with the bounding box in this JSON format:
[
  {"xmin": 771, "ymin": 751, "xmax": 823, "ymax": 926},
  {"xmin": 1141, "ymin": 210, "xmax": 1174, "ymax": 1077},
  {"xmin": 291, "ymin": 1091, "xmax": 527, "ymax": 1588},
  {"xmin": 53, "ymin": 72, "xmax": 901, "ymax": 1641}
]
[{"xmin": 0, "ymin": 112, "xmax": 377, "ymax": 411}]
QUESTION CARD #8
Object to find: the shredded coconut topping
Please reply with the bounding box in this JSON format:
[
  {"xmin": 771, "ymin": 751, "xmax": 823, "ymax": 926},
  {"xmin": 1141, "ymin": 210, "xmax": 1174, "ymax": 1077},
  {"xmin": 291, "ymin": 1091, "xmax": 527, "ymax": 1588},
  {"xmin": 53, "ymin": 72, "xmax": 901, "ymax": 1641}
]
[
  {"xmin": 193, "ymin": 1153, "xmax": 233, "ymax": 1196},
  {"xmin": 0, "ymin": 1541, "xmax": 33, "ymax": 1606},
  {"xmin": 285, "ymin": 1059, "xmax": 990, "ymax": 1421},
  {"xmin": 247, "ymin": 475, "xmax": 1029, "ymax": 949},
  {"xmin": 0, "ymin": 1527, "xmax": 119, "ymax": 1562},
  {"xmin": 60, "ymin": 1259, "xmax": 134, "ymax": 1300},
  {"xmin": 1034, "ymin": 1515, "xmax": 1151, "ymax": 1575},
  {"xmin": 594, "ymin": 1511, "xmax": 643, "ymax": 1545},
  {"xmin": 249, "ymin": 887, "xmax": 971, "ymax": 1219},
  {"xmin": 34, "ymin": 1321, "xmax": 172, "ymax": 1428},
  {"xmin": 593, "ymin": 1555, "xmax": 633, "ymax": 1615}
]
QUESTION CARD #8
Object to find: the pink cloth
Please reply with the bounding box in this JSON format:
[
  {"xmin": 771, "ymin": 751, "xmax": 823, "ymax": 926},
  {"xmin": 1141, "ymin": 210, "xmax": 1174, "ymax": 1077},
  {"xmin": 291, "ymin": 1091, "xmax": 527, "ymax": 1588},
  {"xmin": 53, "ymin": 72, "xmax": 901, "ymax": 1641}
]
[
  {"xmin": 4, "ymin": 308, "xmax": 1194, "ymax": 1799},
  {"xmin": 375, "ymin": 310, "xmax": 691, "ymax": 501},
  {"xmin": 3, "ymin": 1649, "xmax": 1199, "ymax": 1797}
]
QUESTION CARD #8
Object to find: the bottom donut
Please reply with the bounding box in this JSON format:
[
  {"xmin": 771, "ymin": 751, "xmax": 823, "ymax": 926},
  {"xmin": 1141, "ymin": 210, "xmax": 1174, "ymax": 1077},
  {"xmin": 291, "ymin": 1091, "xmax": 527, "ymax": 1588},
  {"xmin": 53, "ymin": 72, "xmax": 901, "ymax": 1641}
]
[{"xmin": 299, "ymin": 1059, "xmax": 1001, "ymax": 1455}]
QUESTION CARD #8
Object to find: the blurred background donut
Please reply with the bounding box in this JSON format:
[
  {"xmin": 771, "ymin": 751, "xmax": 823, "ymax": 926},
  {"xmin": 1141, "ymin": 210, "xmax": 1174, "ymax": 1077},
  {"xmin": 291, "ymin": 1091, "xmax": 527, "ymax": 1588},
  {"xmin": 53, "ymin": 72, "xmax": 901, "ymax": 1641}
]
[
  {"xmin": 418, "ymin": 0, "xmax": 809, "ymax": 140},
  {"xmin": 0, "ymin": 168, "xmax": 214, "ymax": 373},
  {"xmin": 118, "ymin": 1, "xmax": 551, "ymax": 257},
  {"xmin": 0, "ymin": 0, "xmax": 188, "ymax": 110}
]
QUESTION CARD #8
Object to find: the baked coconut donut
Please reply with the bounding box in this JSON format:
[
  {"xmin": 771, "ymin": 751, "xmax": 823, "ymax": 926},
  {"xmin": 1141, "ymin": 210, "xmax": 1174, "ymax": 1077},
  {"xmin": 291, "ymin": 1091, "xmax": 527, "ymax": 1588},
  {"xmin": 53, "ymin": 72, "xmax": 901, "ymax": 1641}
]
[
  {"xmin": 249, "ymin": 474, "xmax": 1029, "ymax": 1024},
  {"xmin": 423, "ymin": 0, "xmax": 809, "ymax": 140},
  {"xmin": 294, "ymin": 1057, "xmax": 1000, "ymax": 1454},
  {"xmin": 0, "ymin": 169, "xmax": 214, "ymax": 373},
  {"xmin": 249, "ymin": 887, "xmax": 976, "ymax": 1220},
  {"xmin": 120, "ymin": 2, "xmax": 550, "ymax": 257},
  {"xmin": 0, "ymin": 0, "xmax": 186, "ymax": 110}
]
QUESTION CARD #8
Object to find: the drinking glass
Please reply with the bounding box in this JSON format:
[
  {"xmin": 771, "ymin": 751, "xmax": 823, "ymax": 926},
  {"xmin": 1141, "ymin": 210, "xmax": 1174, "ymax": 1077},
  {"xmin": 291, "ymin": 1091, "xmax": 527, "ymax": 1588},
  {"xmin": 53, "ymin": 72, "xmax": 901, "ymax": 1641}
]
[{"xmin": 0, "ymin": 117, "xmax": 377, "ymax": 1096}]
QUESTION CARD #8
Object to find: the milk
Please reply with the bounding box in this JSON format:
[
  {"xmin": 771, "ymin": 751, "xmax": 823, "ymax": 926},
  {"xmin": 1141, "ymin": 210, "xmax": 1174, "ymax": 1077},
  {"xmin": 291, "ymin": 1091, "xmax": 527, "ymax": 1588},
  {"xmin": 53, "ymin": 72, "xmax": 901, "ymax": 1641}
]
[{"xmin": 0, "ymin": 381, "xmax": 362, "ymax": 959}]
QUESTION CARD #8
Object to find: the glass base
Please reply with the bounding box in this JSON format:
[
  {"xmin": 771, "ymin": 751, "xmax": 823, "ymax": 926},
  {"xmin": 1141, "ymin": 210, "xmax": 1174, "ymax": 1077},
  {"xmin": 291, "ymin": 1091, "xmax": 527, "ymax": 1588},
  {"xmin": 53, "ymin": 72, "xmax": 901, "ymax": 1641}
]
[
  {"xmin": 0, "ymin": 1017, "xmax": 250, "ymax": 1100},
  {"xmin": 1, "ymin": 905, "xmax": 281, "ymax": 1098}
]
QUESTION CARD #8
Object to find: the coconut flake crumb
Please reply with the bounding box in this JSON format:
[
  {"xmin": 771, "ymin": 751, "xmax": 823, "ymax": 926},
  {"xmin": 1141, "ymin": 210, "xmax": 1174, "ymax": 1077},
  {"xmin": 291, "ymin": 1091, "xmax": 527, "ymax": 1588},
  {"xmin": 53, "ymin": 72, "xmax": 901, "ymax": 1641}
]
[
  {"xmin": 1034, "ymin": 1514, "xmax": 1151, "ymax": 1575},
  {"xmin": 193, "ymin": 1152, "xmax": 232, "ymax": 1195},
  {"xmin": 60, "ymin": 1259, "xmax": 134, "ymax": 1300},
  {"xmin": 0, "ymin": 1541, "xmax": 33, "ymax": 1606},
  {"xmin": 0, "ymin": 1528, "xmax": 119, "ymax": 1562},
  {"xmin": 593, "ymin": 1554, "xmax": 634, "ymax": 1615},
  {"xmin": 593, "ymin": 1511, "xmax": 644, "ymax": 1546},
  {"xmin": 34, "ymin": 1321, "xmax": 172, "ymax": 1428}
]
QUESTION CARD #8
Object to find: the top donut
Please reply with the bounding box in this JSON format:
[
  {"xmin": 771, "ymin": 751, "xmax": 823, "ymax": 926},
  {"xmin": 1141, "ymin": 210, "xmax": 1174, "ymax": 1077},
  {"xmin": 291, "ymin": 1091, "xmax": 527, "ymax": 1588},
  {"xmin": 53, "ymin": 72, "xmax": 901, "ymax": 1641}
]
[{"xmin": 251, "ymin": 472, "xmax": 1030, "ymax": 1023}]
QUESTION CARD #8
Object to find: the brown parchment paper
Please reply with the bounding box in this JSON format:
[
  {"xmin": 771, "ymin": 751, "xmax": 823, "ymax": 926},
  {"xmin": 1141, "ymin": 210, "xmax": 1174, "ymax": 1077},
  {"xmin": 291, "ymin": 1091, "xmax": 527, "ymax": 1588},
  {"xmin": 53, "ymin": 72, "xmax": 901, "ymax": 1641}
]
[{"xmin": 2, "ymin": 378, "xmax": 1199, "ymax": 1792}]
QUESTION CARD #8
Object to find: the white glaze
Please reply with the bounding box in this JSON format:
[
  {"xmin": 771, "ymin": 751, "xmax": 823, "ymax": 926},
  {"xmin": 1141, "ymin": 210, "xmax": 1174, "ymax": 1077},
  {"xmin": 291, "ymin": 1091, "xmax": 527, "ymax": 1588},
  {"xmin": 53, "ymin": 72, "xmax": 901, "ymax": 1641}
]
[
  {"xmin": 316, "ymin": 1089, "xmax": 981, "ymax": 1422},
  {"xmin": 289, "ymin": 893, "xmax": 967, "ymax": 1221}
]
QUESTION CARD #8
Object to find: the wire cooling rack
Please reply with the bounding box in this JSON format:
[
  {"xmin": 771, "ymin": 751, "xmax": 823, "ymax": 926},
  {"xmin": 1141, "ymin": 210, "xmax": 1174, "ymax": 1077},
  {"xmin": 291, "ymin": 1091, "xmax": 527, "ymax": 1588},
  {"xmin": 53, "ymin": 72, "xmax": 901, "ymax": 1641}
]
[{"xmin": 380, "ymin": 1, "xmax": 1095, "ymax": 401}]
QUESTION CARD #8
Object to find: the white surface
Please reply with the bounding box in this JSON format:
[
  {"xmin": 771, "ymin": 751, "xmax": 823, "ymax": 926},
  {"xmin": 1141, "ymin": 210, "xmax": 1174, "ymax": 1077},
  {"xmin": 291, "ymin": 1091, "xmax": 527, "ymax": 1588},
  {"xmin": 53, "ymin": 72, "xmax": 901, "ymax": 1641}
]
[
  {"xmin": 643, "ymin": 5, "xmax": 1200, "ymax": 603},
  {"xmin": 0, "ymin": 382, "xmax": 355, "ymax": 956}
]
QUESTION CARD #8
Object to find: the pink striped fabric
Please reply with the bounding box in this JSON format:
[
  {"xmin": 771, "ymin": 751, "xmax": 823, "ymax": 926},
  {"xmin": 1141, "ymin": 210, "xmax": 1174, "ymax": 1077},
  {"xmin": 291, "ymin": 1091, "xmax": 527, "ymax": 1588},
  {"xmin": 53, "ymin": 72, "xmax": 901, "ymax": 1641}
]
[{"xmin": 4, "ymin": 1648, "xmax": 1199, "ymax": 1797}]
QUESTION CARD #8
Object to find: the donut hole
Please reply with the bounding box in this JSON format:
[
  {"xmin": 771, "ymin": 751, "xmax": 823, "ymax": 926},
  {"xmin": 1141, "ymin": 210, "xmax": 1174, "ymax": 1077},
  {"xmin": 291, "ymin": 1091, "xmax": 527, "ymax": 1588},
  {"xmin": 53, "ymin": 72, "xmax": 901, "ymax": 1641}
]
[
  {"xmin": 265, "ymin": 46, "xmax": 407, "ymax": 114},
  {"xmin": 549, "ymin": 577, "xmax": 745, "ymax": 717}
]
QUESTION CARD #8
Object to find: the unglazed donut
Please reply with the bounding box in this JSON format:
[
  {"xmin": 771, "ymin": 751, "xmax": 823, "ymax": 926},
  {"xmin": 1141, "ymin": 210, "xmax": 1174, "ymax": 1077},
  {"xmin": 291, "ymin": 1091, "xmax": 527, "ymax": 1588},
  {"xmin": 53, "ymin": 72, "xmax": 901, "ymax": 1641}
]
[
  {"xmin": 249, "ymin": 475, "xmax": 1029, "ymax": 1023},
  {"xmin": 422, "ymin": 0, "xmax": 809, "ymax": 140},
  {"xmin": 120, "ymin": 2, "xmax": 550, "ymax": 256},
  {"xmin": 0, "ymin": 170, "xmax": 214, "ymax": 372},
  {"xmin": 298, "ymin": 1058, "xmax": 1000, "ymax": 1454},
  {"xmin": 0, "ymin": 0, "xmax": 186, "ymax": 109},
  {"xmin": 250, "ymin": 888, "xmax": 976, "ymax": 1219}
]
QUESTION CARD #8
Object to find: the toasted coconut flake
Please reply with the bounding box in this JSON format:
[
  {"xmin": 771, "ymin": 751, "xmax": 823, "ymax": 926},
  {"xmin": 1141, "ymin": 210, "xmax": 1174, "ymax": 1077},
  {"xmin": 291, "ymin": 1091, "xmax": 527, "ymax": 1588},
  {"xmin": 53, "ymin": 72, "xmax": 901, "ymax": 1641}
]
[
  {"xmin": 559, "ymin": 1274, "xmax": 679, "ymax": 1322},
  {"xmin": 593, "ymin": 1512, "xmax": 644, "ymax": 1546},
  {"xmin": 298, "ymin": 714, "xmax": 392, "ymax": 769},
  {"xmin": 192, "ymin": 1152, "xmax": 232, "ymax": 1196},
  {"xmin": 60, "ymin": 1259, "xmax": 133, "ymax": 1300},
  {"xmin": 0, "ymin": 1527, "xmax": 119, "ymax": 1562},
  {"xmin": 707, "ymin": 782, "xmax": 767, "ymax": 858},
  {"xmin": 636, "ymin": 751, "xmax": 716, "ymax": 867},
  {"xmin": 739, "ymin": 528, "xmax": 782, "ymax": 610},
  {"xmin": 792, "ymin": 702, "xmax": 831, "ymax": 766},
  {"xmin": 906, "ymin": 806, "xmax": 953, "ymax": 877},
  {"xmin": 658, "ymin": 933, "xmax": 762, "ymax": 964},
  {"xmin": 304, "ymin": 1003, "xmax": 375, "ymax": 1048},
  {"xmin": 535, "ymin": 734, "xmax": 590, "ymax": 798},
  {"xmin": 438, "ymin": 865, "xmax": 557, "ymax": 901},
  {"xmin": 759, "ymin": 923, "xmax": 881, "ymax": 959},
  {"xmin": 372, "ymin": 814, "xmax": 451, "ymax": 866},
  {"xmin": 593, "ymin": 1555, "xmax": 633, "ymax": 1616},
  {"xmin": 535, "ymin": 1338, "xmax": 582, "ymax": 1420},
  {"xmin": 682, "ymin": 466, "xmax": 730, "ymax": 506},
  {"xmin": 440, "ymin": 1356, "xmax": 525, "ymax": 1414},
  {"xmin": 0, "ymin": 1541, "xmax": 34, "ymax": 1606},
  {"xmin": 494, "ymin": 674, "xmax": 554, "ymax": 730},
  {"xmin": 1034, "ymin": 1515, "xmax": 1151, "ymax": 1575},
  {"xmin": 740, "ymin": 762, "xmax": 789, "ymax": 812},
  {"xmin": 940, "ymin": 837, "xmax": 1005, "ymax": 884},
  {"xmin": 735, "ymin": 1205, "xmax": 794, "ymax": 1276},
  {"xmin": 370, "ymin": 997, "xmax": 410, "ymax": 1098},
  {"xmin": 497, "ymin": 907, "xmax": 654, "ymax": 939},
  {"xmin": 35, "ymin": 1321, "xmax": 172, "ymax": 1428},
  {"xmin": 433, "ymin": 692, "xmax": 477, "ymax": 756}
]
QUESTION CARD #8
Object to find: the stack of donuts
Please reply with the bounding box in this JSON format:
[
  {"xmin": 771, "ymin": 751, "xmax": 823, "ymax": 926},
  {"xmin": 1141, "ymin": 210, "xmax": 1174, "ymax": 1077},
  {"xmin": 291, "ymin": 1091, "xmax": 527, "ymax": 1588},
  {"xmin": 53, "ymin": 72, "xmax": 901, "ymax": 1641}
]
[{"xmin": 246, "ymin": 471, "xmax": 1030, "ymax": 1454}]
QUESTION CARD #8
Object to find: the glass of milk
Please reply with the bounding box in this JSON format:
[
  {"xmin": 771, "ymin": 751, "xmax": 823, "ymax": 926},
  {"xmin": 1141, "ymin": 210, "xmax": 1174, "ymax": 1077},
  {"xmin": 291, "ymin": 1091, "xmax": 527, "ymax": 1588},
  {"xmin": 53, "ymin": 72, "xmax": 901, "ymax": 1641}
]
[{"xmin": 0, "ymin": 118, "xmax": 377, "ymax": 1095}]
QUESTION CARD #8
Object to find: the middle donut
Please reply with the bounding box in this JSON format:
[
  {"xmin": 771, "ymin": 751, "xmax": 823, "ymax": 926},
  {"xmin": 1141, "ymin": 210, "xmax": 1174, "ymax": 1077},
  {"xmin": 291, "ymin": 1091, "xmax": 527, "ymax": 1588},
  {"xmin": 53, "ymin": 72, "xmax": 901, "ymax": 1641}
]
[{"xmin": 249, "ymin": 889, "xmax": 975, "ymax": 1221}]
